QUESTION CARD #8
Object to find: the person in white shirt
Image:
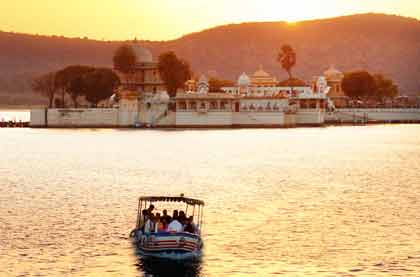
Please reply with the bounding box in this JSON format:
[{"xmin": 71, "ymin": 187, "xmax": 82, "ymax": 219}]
[{"xmin": 167, "ymin": 216, "xmax": 183, "ymax": 232}]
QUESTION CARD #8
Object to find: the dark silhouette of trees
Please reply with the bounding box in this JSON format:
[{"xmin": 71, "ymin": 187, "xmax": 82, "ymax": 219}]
[
  {"xmin": 113, "ymin": 44, "xmax": 137, "ymax": 89},
  {"xmin": 82, "ymin": 68, "xmax": 120, "ymax": 107},
  {"xmin": 342, "ymin": 71, "xmax": 376, "ymax": 100},
  {"xmin": 208, "ymin": 77, "xmax": 234, "ymax": 92},
  {"xmin": 278, "ymin": 78, "xmax": 306, "ymax": 87},
  {"xmin": 158, "ymin": 51, "xmax": 191, "ymax": 97},
  {"xmin": 373, "ymin": 74, "xmax": 399, "ymax": 102},
  {"xmin": 31, "ymin": 72, "xmax": 57, "ymax": 108},
  {"xmin": 55, "ymin": 65, "xmax": 94, "ymax": 107},
  {"xmin": 113, "ymin": 44, "xmax": 137, "ymax": 73},
  {"xmin": 277, "ymin": 44, "xmax": 296, "ymax": 80}
]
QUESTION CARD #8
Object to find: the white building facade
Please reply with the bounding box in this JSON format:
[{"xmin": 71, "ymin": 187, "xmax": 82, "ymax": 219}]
[{"xmin": 30, "ymin": 45, "xmax": 331, "ymax": 128}]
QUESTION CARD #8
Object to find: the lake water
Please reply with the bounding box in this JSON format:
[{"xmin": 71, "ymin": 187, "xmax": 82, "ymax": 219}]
[{"xmin": 1, "ymin": 123, "xmax": 420, "ymax": 276}]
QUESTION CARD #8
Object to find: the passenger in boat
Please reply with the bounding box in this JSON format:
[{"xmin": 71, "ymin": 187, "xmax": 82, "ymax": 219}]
[
  {"xmin": 147, "ymin": 204, "xmax": 155, "ymax": 216},
  {"xmin": 139, "ymin": 209, "xmax": 149, "ymax": 231},
  {"xmin": 167, "ymin": 212, "xmax": 182, "ymax": 232},
  {"xmin": 144, "ymin": 214, "xmax": 155, "ymax": 234},
  {"xmin": 162, "ymin": 209, "xmax": 171, "ymax": 222},
  {"xmin": 172, "ymin": 210, "xmax": 179, "ymax": 220},
  {"xmin": 162, "ymin": 209, "xmax": 168, "ymax": 219},
  {"xmin": 183, "ymin": 216, "xmax": 195, "ymax": 233},
  {"xmin": 158, "ymin": 217, "xmax": 168, "ymax": 232},
  {"xmin": 154, "ymin": 213, "xmax": 164, "ymax": 232},
  {"xmin": 179, "ymin": 210, "xmax": 186, "ymax": 224}
]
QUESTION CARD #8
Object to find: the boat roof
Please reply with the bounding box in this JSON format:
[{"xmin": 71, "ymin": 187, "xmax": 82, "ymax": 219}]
[{"xmin": 139, "ymin": 196, "xmax": 205, "ymax": 206}]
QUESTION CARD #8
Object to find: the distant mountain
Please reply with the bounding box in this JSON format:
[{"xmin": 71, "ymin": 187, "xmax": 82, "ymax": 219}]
[{"xmin": 1, "ymin": 13, "xmax": 419, "ymax": 106}]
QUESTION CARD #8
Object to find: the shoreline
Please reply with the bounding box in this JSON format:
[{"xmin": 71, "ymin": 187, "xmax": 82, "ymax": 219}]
[{"xmin": 3, "ymin": 121, "xmax": 420, "ymax": 129}]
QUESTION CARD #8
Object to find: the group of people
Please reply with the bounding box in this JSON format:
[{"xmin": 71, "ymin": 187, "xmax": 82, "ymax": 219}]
[{"xmin": 140, "ymin": 204, "xmax": 197, "ymax": 234}]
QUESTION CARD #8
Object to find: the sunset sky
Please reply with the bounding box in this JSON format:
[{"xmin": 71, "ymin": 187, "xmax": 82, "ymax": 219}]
[{"xmin": 1, "ymin": 0, "xmax": 419, "ymax": 41}]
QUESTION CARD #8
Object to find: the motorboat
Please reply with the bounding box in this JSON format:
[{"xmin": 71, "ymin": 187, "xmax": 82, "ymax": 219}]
[{"xmin": 130, "ymin": 195, "xmax": 204, "ymax": 261}]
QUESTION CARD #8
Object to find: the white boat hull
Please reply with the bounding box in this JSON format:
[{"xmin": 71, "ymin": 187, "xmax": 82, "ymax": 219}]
[{"xmin": 133, "ymin": 231, "xmax": 203, "ymax": 261}]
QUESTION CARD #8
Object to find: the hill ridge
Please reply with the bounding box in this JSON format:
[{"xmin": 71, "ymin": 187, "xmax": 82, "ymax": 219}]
[{"xmin": 0, "ymin": 13, "xmax": 419, "ymax": 105}]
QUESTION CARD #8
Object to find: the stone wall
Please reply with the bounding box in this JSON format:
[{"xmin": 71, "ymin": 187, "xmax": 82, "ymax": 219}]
[
  {"xmin": 328, "ymin": 109, "xmax": 420, "ymax": 123},
  {"xmin": 46, "ymin": 109, "xmax": 119, "ymax": 127},
  {"xmin": 232, "ymin": 112, "xmax": 284, "ymax": 126},
  {"xmin": 176, "ymin": 112, "xmax": 233, "ymax": 127},
  {"xmin": 295, "ymin": 110, "xmax": 325, "ymax": 125}
]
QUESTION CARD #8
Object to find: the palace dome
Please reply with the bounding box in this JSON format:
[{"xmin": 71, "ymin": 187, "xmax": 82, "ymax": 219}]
[
  {"xmin": 132, "ymin": 44, "xmax": 153, "ymax": 63},
  {"xmin": 237, "ymin": 72, "xmax": 250, "ymax": 86},
  {"xmin": 253, "ymin": 66, "xmax": 271, "ymax": 78},
  {"xmin": 324, "ymin": 66, "xmax": 344, "ymax": 81}
]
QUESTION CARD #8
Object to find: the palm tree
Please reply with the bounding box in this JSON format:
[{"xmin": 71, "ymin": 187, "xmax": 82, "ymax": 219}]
[{"xmin": 277, "ymin": 44, "xmax": 296, "ymax": 80}]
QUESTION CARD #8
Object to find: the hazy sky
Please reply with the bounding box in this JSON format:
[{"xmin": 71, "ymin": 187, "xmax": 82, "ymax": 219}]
[{"xmin": 1, "ymin": 0, "xmax": 419, "ymax": 41}]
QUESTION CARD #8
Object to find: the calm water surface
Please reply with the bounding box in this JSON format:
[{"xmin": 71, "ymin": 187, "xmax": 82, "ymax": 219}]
[{"xmin": 1, "ymin": 124, "xmax": 420, "ymax": 276}]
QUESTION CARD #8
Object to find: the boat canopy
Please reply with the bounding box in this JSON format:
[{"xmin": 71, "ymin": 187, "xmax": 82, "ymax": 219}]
[{"xmin": 139, "ymin": 196, "xmax": 204, "ymax": 206}]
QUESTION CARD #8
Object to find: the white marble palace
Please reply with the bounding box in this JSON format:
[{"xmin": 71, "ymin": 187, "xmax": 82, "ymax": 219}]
[{"xmin": 30, "ymin": 44, "xmax": 337, "ymax": 128}]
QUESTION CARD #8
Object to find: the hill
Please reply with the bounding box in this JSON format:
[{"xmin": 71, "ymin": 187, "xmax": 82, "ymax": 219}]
[{"xmin": 0, "ymin": 13, "xmax": 419, "ymax": 106}]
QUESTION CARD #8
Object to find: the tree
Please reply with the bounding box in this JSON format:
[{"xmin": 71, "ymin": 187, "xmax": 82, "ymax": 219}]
[
  {"xmin": 82, "ymin": 68, "xmax": 120, "ymax": 107},
  {"xmin": 158, "ymin": 51, "xmax": 191, "ymax": 97},
  {"xmin": 55, "ymin": 65, "xmax": 94, "ymax": 107},
  {"xmin": 113, "ymin": 44, "xmax": 137, "ymax": 73},
  {"xmin": 113, "ymin": 44, "xmax": 137, "ymax": 89},
  {"xmin": 373, "ymin": 74, "xmax": 399, "ymax": 102},
  {"xmin": 278, "ymin": 78, "xmax": 306, "ymax": 87},
  {"xmin": 208, "ymin": 77, "xmax": 234, "ymax": 92},
  {"xmin": 342, "ymin": 71, "xmax": 376, "ymax": 100},
  {"xmin": 32, "ymin": 72, "xmax": 57, "ymax": 108},
  {"xmin": 277, "ymin": 44, "xmax": 296, "ymax": 79}
]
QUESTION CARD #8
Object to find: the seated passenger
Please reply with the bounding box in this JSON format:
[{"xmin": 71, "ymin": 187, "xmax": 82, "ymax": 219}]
[
  {"xmin": 162, "ymin": 209, "xmax": 171, "ymax": 222},
  {"xmin": 167, "ymin": 213, "xmax": 182, "ymax": 232},
  {"xmin": 172, "ymin": 210, "xmax": 179, "ymax": 221},
  {"xmin": 158, "ymin": 218, "xmax": 167, "ymax": 232},
  {"xmin": 183, "ymin": 216, "xmax": 196, "ymax": 233},
  {"xmin": 179, "ymin": 211, "xmax": 186, "ymax": 225}
]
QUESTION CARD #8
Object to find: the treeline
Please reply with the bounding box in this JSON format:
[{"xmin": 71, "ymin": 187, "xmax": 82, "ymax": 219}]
[
  {"xmin": 32, "ymin": 66, "xmax": 120, "ymax": 108},
  {"xmin": 342, "ymin": 71, "xmax": 399, "ymax": 102},
  {"xmin": 33, "ymin": 44, "xmax": 194, "ymax": 107}
]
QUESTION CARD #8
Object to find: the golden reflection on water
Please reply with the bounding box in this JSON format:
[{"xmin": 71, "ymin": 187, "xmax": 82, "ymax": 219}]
[{"xmin": 1, "ymin": 125, "xmax": 420, "ymax": 276}]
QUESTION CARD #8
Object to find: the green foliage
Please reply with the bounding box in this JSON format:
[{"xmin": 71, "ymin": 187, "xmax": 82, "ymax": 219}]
[
  {"xmin": 31, "ymin": 72, "xmax": 57, "ymax": 108},
  {"xmin": 277, "ymin": 44, "xmax": 296, "ymax": 79},
  {"xmin": 82, "ymin": 68, "xmax": 120, "ymax": 107},
  {"xmin": 113, "ymin": 45, "xmax": 137, "ymax": 74},
  {"xmin": 158, "ymin": 51, "xmax": 191, "ymax": 97},
  {"xmin": 55, "ymin": 65, "xmax": 95, "ymax": 107},
  {"xmin": 208, "ymin": 77, "xmax": 234, "ymax": 92},
  {"xmin": 373, "ymin": 74, "xmax": 399, "ymax": 101},
  {"xmin": 342, "ymin": 71, "xmax": 376, "ymax": 100}
]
